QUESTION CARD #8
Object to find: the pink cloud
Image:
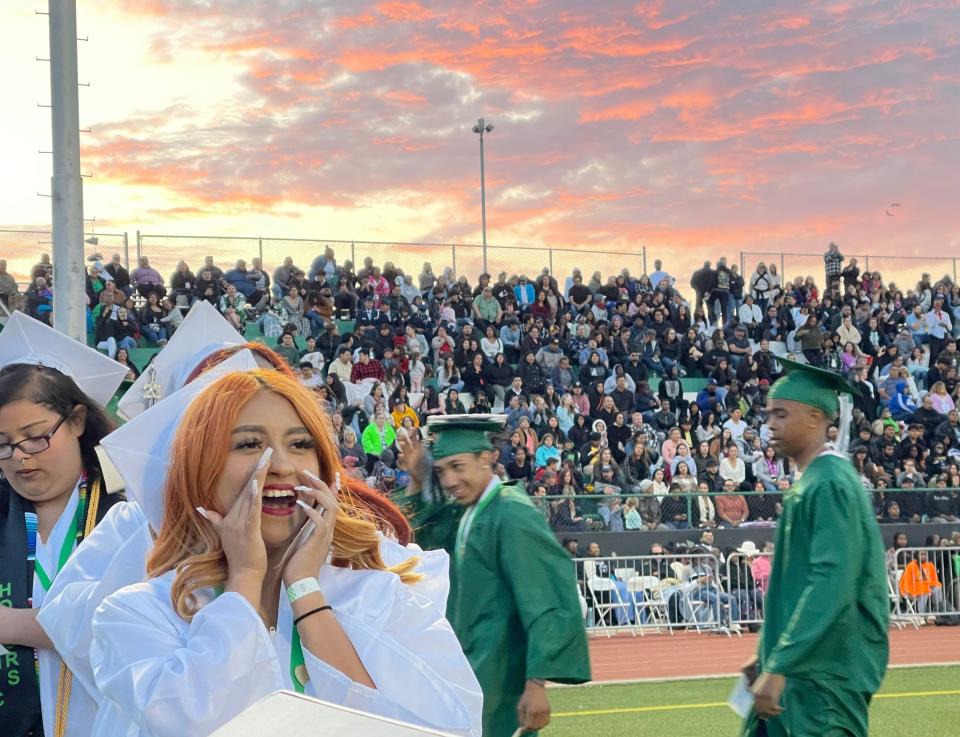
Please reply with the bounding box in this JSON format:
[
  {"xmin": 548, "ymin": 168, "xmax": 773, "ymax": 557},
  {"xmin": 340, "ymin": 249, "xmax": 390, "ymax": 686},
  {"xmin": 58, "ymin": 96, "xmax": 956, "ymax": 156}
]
[{"xmin": 71, "ymin": 0, "xmax": 960, "ymax": 274}]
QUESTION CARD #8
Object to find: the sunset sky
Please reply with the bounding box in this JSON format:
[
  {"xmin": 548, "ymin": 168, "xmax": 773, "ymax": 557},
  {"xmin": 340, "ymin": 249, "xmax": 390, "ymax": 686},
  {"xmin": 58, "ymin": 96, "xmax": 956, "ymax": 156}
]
[{"xmin": 2, "ymin": 0, "xmax": 959, "ymax": 282}]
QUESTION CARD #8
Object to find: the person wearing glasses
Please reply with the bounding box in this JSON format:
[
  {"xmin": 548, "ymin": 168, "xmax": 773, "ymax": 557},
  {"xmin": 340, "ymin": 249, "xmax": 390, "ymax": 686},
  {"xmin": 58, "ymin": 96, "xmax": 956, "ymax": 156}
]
[{"xmin": 0, "ymin": 312, "xmax": 128, "ymax": 737}]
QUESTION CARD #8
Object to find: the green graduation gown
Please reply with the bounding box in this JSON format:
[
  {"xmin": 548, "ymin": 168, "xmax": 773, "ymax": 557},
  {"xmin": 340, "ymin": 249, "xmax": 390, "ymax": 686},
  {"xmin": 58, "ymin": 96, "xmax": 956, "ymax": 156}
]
[
  {"xmin": 396, "ymin": 482, "xmax": 591, "ymax": 737},
  {"xmin": 742, "ymin": 453, "xmax": 889, "ymax": 737}
]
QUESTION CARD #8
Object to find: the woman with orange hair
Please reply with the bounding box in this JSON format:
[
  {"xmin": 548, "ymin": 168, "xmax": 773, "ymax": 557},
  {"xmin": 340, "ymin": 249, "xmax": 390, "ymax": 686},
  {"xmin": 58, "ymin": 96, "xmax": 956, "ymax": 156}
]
[
  {"xmin": 39, "ymin": 308, "xmax": 445, "ymax": 734},
  {"xmin": 88, "ymin": 369, "xmax": 482, "ymax": 737}
]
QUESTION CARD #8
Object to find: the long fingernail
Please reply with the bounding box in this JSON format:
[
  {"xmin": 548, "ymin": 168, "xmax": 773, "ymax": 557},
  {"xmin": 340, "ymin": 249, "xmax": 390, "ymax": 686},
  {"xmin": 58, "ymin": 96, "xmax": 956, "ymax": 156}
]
[
  {"xmin": 334, "ymin": 471, "xmax": 341, "ymax": 491},
  {"xmin": 296, "ymin": 499, "xmax": 312, "ymax": 510},
  {"xmin": 250, "ymin": 478, "xmax": 259, "ymax": 498},
  {"xmin": 303, "ymin": 469, "xmax": 322, "ymax": 483},
  {"xmin": 257, "ymin": 447, "xmax": 274, "ymax": 470},
  {"xmin": 294, "ymin": 485, "xmax": 313, "ymax": 493},
  {"xmin": 196, "ymin": 506, "xmax": 209, "ymax": 520}
]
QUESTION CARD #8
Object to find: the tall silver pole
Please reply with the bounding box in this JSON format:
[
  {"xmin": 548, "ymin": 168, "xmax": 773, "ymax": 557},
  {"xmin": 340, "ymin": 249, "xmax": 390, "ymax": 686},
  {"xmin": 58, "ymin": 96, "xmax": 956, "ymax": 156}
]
[
  {"xmin": 479, "ymin": 125, "xmax": 488, "ymax": 274},
  {"xmin": 49, "ymin": 0, "xmax": 86, "ymax": 341},
  {"xmin": 473, "ymin": 117, "xmax": 493, "ymax": 275}
]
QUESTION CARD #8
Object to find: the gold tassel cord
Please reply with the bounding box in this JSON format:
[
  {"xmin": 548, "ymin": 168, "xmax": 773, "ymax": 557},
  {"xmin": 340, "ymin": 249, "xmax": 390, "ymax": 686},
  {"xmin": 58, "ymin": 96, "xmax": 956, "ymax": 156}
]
[{"xmin": 52, "ymin": 477, "xmax": 101, "ymax": 737}]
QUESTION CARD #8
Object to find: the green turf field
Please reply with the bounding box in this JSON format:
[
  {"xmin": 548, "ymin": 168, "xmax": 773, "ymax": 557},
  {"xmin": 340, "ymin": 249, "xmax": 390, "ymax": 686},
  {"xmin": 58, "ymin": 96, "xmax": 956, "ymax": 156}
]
[{"xmin": 543, "ymin": 665, "xmax": 960, "ymax": 737}]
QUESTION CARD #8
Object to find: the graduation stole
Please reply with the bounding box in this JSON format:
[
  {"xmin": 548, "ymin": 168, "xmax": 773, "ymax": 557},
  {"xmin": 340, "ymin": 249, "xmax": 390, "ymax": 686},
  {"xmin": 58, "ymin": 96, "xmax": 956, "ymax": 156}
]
[
  {"xmin": 454, "ymin": 482, "xmax": 502, "ymax": 566},
  {"xmin": 0, "ymin": 474, "xmax": 104, "ymax": 737}
]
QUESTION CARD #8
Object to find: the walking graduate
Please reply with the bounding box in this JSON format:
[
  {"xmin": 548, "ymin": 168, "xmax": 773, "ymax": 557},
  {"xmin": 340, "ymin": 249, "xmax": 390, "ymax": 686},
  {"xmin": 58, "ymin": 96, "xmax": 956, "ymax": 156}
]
[
  {"xmin": 0, "ymin": 312, "xmax": 128, "ymax": 737},
  {"xmin": 396, "ymin": 414, "xmax": 591, "ymax": 737},
  {"xmin": 742, "ymin": 358, "xmax": 889, "ymax": 737}
]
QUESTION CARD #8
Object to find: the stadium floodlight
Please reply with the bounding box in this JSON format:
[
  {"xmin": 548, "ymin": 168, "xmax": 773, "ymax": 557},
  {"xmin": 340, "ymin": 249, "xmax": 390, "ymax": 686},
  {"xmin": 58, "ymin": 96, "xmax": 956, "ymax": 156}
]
[{"xmin": 471, "ymin": 118, "xmax": 493, "ymax": 274}]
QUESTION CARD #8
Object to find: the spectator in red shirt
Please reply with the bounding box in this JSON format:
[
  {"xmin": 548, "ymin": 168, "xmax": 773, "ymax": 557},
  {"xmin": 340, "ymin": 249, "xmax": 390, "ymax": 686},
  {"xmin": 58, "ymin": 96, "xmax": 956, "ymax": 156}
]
[
  {"xmin": 350, "ymin": 347, "xmax": 385, "ymax": 383},
  {"xmin": 715, "ymin": 479, "xmax": 750, "ymax": 527}
]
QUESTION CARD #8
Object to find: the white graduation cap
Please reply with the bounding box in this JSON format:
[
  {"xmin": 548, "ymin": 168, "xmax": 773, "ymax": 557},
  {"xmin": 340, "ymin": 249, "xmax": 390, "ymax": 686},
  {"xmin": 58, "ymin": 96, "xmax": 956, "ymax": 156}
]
[
  {"xmin": 117, "ymin": 300, "xmax": 242, "ymax": 420},
  {"xmin": 0, "ymin": 311, "xmax": 128, "ymax": 407},
  {"xmin": 101, "ymin": 349, "xmax": 258, "ymax": 531},
  {"xmin": 210, "ymin": 691, "xmax": 457, "ymax": 737}
]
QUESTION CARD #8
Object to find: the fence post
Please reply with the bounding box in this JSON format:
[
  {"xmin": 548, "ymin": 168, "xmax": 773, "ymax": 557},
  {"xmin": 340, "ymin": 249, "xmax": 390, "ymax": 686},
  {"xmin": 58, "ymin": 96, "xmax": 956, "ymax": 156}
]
[
  {"xmin": 451, "ymin": 244, "xmax": 457, "ymax": 277},
  {"xmin": 123, "ymin": 232, "xmax": 129, "ymax": 271},
  {"xmin": 954, "ymin": 258, "xmax": 957, "ymax": 283},
  {"xmin": 642, "ymin": 245, "xmax": 647, "ymax": 276},
  {"xmin": 548, "ymin": 246, "xmax": 554, "ymax": 275},
  {"xmin": 258, "ymin": 237, "xmax": 263, "ymax": 264},
  {"xmin": 739, "ymin": 251, "xmax": 744, "ymax": 276},
  {"xmin": 779, "ymin": 253, "xmax": 785, "ymax": 283},
  {"xmin": 865, "ymin": 255, "xmax": 870, "ymax": 272},
  {"xmin": 136, "ymin": 230, "xmax": 141, "ymax": 261}
]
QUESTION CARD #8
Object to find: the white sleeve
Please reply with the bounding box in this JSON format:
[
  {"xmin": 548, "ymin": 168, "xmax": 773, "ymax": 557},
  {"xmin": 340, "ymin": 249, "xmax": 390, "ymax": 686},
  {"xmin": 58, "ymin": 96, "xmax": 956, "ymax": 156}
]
[
  {"xmin": 302, "ymin": 586, "xmax": 482, "ymax": 737},
  {"xmin": 91, "ymin": 589, "xmax": 284, "ymax": 737},
  {"xmin": 38, "ymin": 501, "xmax": 152, "ymax": 704}
]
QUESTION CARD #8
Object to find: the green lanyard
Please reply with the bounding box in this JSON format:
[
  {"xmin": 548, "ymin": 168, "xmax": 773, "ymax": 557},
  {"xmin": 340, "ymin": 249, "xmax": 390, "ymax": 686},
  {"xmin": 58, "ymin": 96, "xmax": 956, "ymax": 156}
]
[
  {"xmin": 455, "ymin": 482, "xmax": 501, "ymax": 566},
  {"xmin": 33, "ymin": 484, "xmax": 87, "ymax": 593},
  {"xmin": 290, "ymin": 627, "xmax": 307, "ymax": 693}
]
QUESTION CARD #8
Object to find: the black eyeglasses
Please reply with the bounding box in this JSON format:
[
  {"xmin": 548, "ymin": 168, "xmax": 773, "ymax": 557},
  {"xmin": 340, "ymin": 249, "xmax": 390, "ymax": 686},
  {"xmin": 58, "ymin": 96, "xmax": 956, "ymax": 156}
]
[{"xmin": 0, "ymin": 414, "xmax": 70, "ymax": 461}]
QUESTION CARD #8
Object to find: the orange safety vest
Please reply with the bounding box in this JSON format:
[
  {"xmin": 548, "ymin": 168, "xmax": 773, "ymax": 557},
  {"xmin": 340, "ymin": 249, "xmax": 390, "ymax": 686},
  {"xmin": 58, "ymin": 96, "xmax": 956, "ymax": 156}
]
[{"xmin": 899, "ymin": 560, "xmax": 941, "ymax": 597}]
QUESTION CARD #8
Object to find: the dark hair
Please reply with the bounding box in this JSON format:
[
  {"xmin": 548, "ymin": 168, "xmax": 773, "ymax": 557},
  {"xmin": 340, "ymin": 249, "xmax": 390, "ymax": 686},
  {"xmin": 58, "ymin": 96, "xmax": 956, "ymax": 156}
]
[{"xmin": 0, "ymin": 364, "xmax": 115, "ymax": 474}]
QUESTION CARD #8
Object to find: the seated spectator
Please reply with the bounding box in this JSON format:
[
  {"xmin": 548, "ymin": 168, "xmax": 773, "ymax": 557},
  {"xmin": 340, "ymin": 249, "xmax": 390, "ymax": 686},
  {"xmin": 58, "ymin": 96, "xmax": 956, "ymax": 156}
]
[
  {"xmin": 719, "ymin": 445, "xmax": 748, "ymax": 490},
  {"xmin": 390, "ymin": 397, "xmax": 420, "ymax": 429},
  {"xmin": 219, "ymin": 284, "xmax": 249, "ymax": 332},
  {"xmin": 170, "ymin": 260, "xmax": 197, "ymax": 306},
  {"xmin": 95, "ymin": 306, "xmax": 138, "ymax": 359},
  {"xmin": 274, "ymin": 332, "xmax": 301, "ymax": 366},
  {"xmin": 715, "ymin": 479, "xmax": 749, "ymax": 527},
  {"xmin": 130, "ymin": 256, "xmax": 166, "ymax": 299},
  {"xmin": 26, "ymin": 276, "xmax": 53, "ymax": 324},
  {"xmin": 361, "ymin": 409, "xmax": 396, "ymax": 463},
  {"xmin": 105, "ymin": 253, "xmax": 132, "ymax": 297}
]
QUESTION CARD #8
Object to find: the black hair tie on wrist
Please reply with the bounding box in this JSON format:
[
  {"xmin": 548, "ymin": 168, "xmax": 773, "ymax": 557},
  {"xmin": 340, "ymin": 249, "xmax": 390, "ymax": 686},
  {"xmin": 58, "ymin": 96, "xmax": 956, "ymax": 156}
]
[{"xmin": 294, "ymin": 605, "xmax": 333, "ymax": 626}]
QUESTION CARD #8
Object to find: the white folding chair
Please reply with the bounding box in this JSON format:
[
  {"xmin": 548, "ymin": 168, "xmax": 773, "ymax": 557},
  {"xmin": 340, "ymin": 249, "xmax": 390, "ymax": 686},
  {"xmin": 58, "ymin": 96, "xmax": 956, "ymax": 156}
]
[
  {"xmin": 586, "ymin": 577, "xmax": 633, "ymax": 637},
  {"xmin": 627, "ymin": 576, "xmax": 673, "ymax": 636}
]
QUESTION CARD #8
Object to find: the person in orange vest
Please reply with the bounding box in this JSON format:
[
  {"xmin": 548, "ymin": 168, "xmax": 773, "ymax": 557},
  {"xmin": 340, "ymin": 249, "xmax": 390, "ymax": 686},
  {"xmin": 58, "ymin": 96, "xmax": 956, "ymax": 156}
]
[{"xmin": 899, "ymin": 550, "xmax": 952, "ymax": 615}]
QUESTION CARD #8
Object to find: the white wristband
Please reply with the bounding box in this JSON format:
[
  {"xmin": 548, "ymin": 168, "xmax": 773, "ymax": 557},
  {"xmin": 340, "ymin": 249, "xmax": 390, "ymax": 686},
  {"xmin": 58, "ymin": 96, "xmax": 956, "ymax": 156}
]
[{"xmin": 286, "ymin": 577, "xmax": 321, "ymax": 604}]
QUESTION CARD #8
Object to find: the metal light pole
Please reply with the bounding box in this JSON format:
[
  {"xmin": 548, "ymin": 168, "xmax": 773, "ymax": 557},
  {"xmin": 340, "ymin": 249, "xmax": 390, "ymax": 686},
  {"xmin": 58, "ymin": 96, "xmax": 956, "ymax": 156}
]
[
  {"xmin": 472, "ymin": 118, "xmax": 493, "ymax": 274},
  {"xmin": 49, "ymin": 0, "xmax": 86, "ymax": 341}
]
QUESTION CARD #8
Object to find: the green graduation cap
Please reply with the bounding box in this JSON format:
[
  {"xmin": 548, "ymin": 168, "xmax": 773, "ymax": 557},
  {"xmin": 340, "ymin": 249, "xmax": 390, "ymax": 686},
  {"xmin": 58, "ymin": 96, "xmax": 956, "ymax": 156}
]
[
  {"xmin": 768, "ymin": 356, "xmax": 860, "ymax": 417},
  {"xmin": 427, "ymin": 414, "xmax": 507, "ymax": 460}
]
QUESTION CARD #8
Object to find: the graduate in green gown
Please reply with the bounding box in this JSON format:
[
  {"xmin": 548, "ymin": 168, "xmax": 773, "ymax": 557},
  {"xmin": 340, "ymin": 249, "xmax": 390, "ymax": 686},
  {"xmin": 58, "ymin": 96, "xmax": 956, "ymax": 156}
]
[
  {"xmin": 742, "ymin": 358, "xmax": 889, "ymax": 737},
  {"xmin": 395, "ymin": 415, "xmax": 591, "ymax": 737}
]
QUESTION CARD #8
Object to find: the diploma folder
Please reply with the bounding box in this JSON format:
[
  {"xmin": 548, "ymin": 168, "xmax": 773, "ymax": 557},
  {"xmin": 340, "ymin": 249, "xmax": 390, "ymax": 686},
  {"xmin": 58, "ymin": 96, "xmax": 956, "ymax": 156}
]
[{"xmin": 209, "ymin": 690, "xmax": 458, "ymax": 737}]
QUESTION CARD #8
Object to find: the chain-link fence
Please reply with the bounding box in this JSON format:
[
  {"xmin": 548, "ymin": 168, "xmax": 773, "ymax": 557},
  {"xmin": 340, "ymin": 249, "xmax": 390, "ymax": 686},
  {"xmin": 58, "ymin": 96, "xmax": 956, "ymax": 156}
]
[
  {"xmin": 2, "ymin": 228, "xmax": 956, "ymax": 300},
  {"xmin": 131, "ymin": 234, "xmax": 649, "ymax": 291},
  {"xmin": 0, "ymin": 229, "xmax": 129, "ymax": 286}
]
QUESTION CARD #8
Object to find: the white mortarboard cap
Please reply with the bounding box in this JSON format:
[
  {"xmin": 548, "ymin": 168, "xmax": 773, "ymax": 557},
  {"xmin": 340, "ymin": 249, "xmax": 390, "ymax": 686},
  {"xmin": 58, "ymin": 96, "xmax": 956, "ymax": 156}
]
[
  {"xmin": 0, "ymin": 311, "xmax": 127, "ymax": 407},
  {"xmin": 210, "ymin": 691, "xmax": 456, "ymax": 737},
  {"xmin": 101, "ymin": 350, "xmax": 258, "ymax": 531},
  {"xmin": 117, "ymin": 300, "xmax": 241, "ymax": 420}
]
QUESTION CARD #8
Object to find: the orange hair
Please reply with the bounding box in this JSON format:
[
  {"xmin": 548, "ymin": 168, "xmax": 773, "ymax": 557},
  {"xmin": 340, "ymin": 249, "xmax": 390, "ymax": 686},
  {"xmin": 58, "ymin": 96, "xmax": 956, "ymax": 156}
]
[
  {"xmin": 184, "ymin": 341, "xmax": 295, "ymax": 383},
  {"xmin": 146, "ymin": 369, "xmax": 418, "ymax": 620}
]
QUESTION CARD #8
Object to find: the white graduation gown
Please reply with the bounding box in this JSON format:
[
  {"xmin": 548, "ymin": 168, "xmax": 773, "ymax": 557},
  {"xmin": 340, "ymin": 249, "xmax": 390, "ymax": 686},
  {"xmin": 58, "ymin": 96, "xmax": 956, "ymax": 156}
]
[
  {"xmin": 31, "ymin": 485, "xmax": 98, "ymax": 737},
  {"xmin": 39, "ymin": 499, "xmax": 453, "ymax": 713},
  {"xmin": 89, "ymin": 565, "xmax": 482, "ymax": 737},
  {"xmin": 37, "ymin": 500, "xmax": 153, "ymax": 712}
]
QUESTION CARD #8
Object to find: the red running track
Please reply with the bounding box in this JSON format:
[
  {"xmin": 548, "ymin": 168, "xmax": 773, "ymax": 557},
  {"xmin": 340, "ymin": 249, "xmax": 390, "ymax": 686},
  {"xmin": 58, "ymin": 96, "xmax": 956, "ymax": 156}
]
[{"xmin": 589, "ymin": 627, "xmax": 960, "ymax": 682}]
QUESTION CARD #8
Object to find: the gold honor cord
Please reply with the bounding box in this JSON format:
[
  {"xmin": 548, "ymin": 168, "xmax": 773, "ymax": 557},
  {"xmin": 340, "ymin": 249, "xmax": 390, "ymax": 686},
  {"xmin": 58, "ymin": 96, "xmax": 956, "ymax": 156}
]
[{"xmin": 52, "ymin": 477, "xmax": 101, "ymax": 737}]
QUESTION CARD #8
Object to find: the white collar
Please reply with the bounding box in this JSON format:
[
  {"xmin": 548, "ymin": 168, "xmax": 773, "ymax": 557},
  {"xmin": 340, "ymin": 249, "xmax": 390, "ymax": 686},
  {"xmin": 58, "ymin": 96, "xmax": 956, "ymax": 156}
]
[{"xmin": 470, "ymin": 475, "xmax": 500, "ymax": 508}]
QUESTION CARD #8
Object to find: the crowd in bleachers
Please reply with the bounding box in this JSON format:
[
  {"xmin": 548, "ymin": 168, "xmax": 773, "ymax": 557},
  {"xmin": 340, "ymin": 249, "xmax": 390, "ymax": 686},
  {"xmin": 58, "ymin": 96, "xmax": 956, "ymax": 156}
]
[{"xmin": 4, "ymin": 243, "xmax": 960, "ymax": 534}]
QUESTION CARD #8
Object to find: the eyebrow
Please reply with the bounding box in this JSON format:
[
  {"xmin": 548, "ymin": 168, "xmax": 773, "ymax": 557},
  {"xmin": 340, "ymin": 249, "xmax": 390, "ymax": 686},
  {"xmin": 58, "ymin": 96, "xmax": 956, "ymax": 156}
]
[
  {"xmin": 19, "ymin": 419, "xmax": 48, "ymax": 433},
  {"xmin": 231, "ymin": 425, "xmax": 311, "ymax": 436}
]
